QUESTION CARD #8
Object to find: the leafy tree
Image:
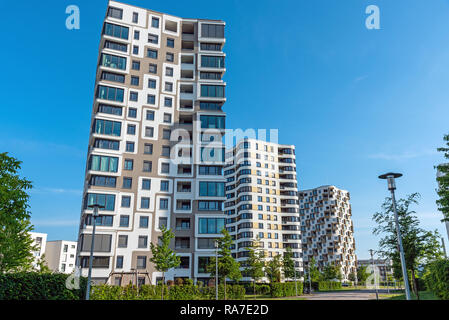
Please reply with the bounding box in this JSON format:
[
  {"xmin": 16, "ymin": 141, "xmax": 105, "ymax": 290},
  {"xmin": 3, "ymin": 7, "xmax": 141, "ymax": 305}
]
[
  {"xmin": 322, "ymin": 263, "xmax": 342, "ymax": 281},
  {"xmin": 348, "ymin": 271, "xmax": 356, "ymax": 284},
  {"xmin": 265, "ymin": 254, "xmax": 282, "ymax": 283},
  {"xmin": 206, "ymin": 228, "xmax": 241, "ymax": 299},
  {"xmin": 0, "ymin": 152, "xmax": 36, "ymax": 273},
  {"xmin": 149, "ymin": 225, "xmax": 180, "ymax": 300},
  {"xmin": 373, "ymin": 193, "xmax": 443, "ymax": 300},
  {"xmin": 282, "ymin": 247, "xmax": 296, "ymax": 280},
  {"xmin": 436, "ymin": 134, "xmax": 449, "ymax": 222},
  {"xmin": 305, "ymin": 257, "xmax": 322, "ymax": 283},
  {"xmin": 243, "ymin": 238, "xmax": 265, "ymax": 297},
  {"xmin": 37, "ymin": 254, "xmax": 52, "ymax": 274},
  {"xmin": 357, "ymin": 265, "xmax": 369, "ymax": 285}
]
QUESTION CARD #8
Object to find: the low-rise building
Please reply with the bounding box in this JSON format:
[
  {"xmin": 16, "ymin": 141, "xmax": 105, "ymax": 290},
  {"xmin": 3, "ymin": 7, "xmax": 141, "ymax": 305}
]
[
  {"xmin": 29, "ymin": 232, "xmax": 47, "ymax": 270},
  {"xmin": 45, "ymin": 241, "xmax": 78, "ymax": 274}
]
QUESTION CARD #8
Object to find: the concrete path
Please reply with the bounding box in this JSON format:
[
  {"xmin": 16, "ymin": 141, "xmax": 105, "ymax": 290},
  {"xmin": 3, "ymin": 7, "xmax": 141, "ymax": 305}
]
[{"xmin": 302, "ymin": 289, "xmax": 395, "ymax": 300}]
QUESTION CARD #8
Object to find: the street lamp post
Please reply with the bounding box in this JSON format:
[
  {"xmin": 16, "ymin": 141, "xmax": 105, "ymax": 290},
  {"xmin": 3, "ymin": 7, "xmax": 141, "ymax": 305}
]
[
  {"xmin": 214, "ymin": 240, "xmax": 218, "ymax": 300},
  {"xmin": 369, "ymin": 249, "xmax": 379, "ymax": 300},
  {"xmin": 85, "ymin": 203, "xmax": 105, "ymax": 300},
  {"xmin": 378, "ymin": 172, "xmax": 412, "ymax": 300}
]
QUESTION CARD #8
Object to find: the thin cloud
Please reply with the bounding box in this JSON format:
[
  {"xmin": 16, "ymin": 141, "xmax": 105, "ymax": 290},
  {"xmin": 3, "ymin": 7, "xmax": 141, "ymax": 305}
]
[
  {"xmin": 30, "ymin": 187, "xmax": 82, "ymax": 195},
  {"xmin": 32, "ymin": 219, "xmax": 80, "ymax": 227},
  {"xmin": 367, "ymin": 149, "xmax": 438, "ymax": 161}
]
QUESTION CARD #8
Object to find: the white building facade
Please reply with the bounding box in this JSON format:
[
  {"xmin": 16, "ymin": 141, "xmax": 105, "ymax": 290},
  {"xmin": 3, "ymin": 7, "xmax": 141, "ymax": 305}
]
[{"xmin": 45, "ymin": 241, "xmax": 78, "ymax": 274}]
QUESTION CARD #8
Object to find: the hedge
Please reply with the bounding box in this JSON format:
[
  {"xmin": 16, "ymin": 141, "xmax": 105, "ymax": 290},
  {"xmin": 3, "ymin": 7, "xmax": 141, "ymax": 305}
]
[
  {"xmin": 90, "ymin": 283, "xmax": 245, "ymax": 300},
  {"xmin": 270, "ymin": 282, "xmax": 303, "ymax": 298},
  {"xmin": 318, "ymin": 281, "xmax": 342, "ymax": 291},
  {"xmin": 0, "ymin": 272, "xmax": 87, "ymax": 300},
  {"xmin": 424, "ymin": 259, "xmax": 449, "ymax": 300}
]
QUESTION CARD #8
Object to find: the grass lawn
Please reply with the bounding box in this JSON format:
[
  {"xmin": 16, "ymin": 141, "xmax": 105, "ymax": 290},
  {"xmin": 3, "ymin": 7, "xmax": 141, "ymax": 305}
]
[
  {"xmin": 244, "ymin": 294, "xmax": 307, "ymax": 300},
  {"xmin": 380, "ymin": 291, "xmax": 439, "ymax": 300}
]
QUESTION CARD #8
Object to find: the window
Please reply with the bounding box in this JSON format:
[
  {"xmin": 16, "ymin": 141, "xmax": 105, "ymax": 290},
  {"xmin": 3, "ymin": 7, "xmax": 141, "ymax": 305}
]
[
  {"xmin": 118, "ymin": 235, "xmax": 128, "ymax": 248},
  {"xmin": 159, "ymin": 217, "xmax": 168, "ymax": 229},
  {"xmin": 103, "ymin": 22, "xmax": 129, "ymax": 40},
  {"xmin": 199, "ymin": 166, "xmax": 222, "ymax": 175},
  {"xmin": 147, "ymin": 49, "xmax": 158, "ymax": 59},
  {"xmin": 149, "ymin": 63, "xmax": 157, "ymax": 74},
  {"xmin": 121, "ymin": 196, "xmax": 131, "ymax": 208},
  {"xmin": 148, "ymin": 34, "xmax": 158, "ymax": 44},
  {"xmin": 80, "ymin": 256, "xmax": 110, "ymax": 268},
  {"xmin": 123, "ymin": 177, "xmax": 132, "ymax": 189},
  {"xmin": 198, "ymin": 201, "xmax": 222, "ymax": 211},
  {"xmin": 164, "ymin": 97, "xmax": 172, "ymax": 107},
  {"xmin": 145, "ymin": 127, "xmax": 154, "ymax": 137},
  {"xmin": 107, "ymin": 7, "xmax": 123, "ymax": 19},
  {"xmin": 89, "ymin": 175, "xmax": 117, "ymax": 188},
  {"xmin": 88, "ymin": 155, "xmax": 118, "ymax": 172},
  {"xmin": 151, "ymin": 17, "xmax": 159, "ymax": 28},
  {"xmin": 200, "ymin": 72, "xmax": 221, "ymax": 80},
  {"xmin": 165, "ymin": 82, "xmax": 173, "ymax": 92},
  {"xmin": 101, "ymin": 71, "xmax": 125, "ymax": 83},
  {"xmin": 139, "ymin": 216, "xmax": 149, "ymax": 228},
  {"xmin": 134, "ymin": 30, "xmax": 140, "ymax": 40},
  {"xmin": 199, "ymin": 182, "xmax": 225, "ymax": 197},
  {"xmin": 165, "ymin": 67, "xmax": 173, "ymax": 76},
  {"xmin": 167, "ymin": 38, "xmax": 174, "ymax": 48},
  {"xmin": 162, "ymin": 145, "xmax": 170, "ymax": 156},
  {"xmin": 198, "ymin": 257, "xmax": 211, "ymax": 273},
  {"xmin": 198, "ymin": 218, "xmax": 225, "ymax": 234},
  {"xmin": 98, "ymin": 104, "xmax": 122, "ymax": 116},
  {"xmin": 126, "ymin": 124, "xmax": 136, "ymax": 135},
  {"xmin": 84, "ymin": 193, "xmax": 115, "ymax": 211},
  {"xmin": 116, "ymin": 256, "xmax": 124, "ymax": 269},
  {"xmin": 175, "ymin": 237, "xmax": 190, "ymax": 249},
  {"xmin": 147, "ymin": 94, "xmax": 155, "ymax": 105},
  {"xmin": 200, "ymin": 85, "xmax": 225, "ymax": 97},
  {"xmin": 148, "ymin": 79, "xmax": 156, "ymax": 89},
  {"xmin": 160, "ymin": 198, "xmax": 168, "ymax": 209},
  {"xmin": 198, "ymin": 238, "xmax": 217, "ymax": 249},
  {"xmin": 124, "ymin": 159, "xmax": 133, "ymax": 170},
  {"xmin": 84, "ymin": 215, "xmax": 113, "ymax": 227},
  {"xmin": 201, "ymin": 55, "xmax": 225, "ymax": 68},
  {"xmin": 128, "ymin": 108, "xmax": 137, "ymax": 118},
  {"xmin": 141, "ymin": 197, "xmax": 150, "ymax": 209},
  {"xmin": 96, "ymin": 85, "xmax": 124, "ymax": 102},
  {"xmin": 199, "ymin": 102, "xmax": 222, "ymax": 111},
  {"xmin": 142, "ymin": 179, "xmax": 151, "ymax": 190},
  {"xmin": 137, "ymin": 256, "xmax": 146, "ymax": 269},
  {"xmin": 200, "ymin": 43, "xmax": 221, "ymax": 51},
  {"xmin": 144, "ymin": 143, "xmax": 153, "ymax": 154},
  {"xmin": 126, "ymin": 141, "xmax": 134, "ymax": 152},
  {"xmin": 132, "ymin": 12, "xmax": 138, "ymax": 23},
  {"xmin": 201, "ymin": 24, "xmax": 224, "ymax": 38},
  {"xmin": 104, "ymin": 41, "xmax": 127, "ymax": 52},
  {"xmin": 100, "ymin": 53, "xmax": 126, "ymax": 70},
  {"xmin": 200, "ymin": 115, "xmax": 225, "ymax": 129},
  {"xmin": 161, "ymin": 180, "xmax": 169, "ymax": 191},
  {"xmin": 80, "ymin": 234, "xmax": 112, "ymax": 252},
  {"xmin": 143, "ymin": 160, "xmax": 152, "ymax": 172},
  {"xmin": 130, "ymin": 76, "xmax": 139, "ymax": 86},
  {"xmin": 93, "ymin": 119, "xmax": 121, "ymax": 136},
  {"xmin": 132, "ymin": 60, "xmax": 140, "ymax": 70},
  {"xmin": 163, "ymin": 113, "xmax": 171, "ymax": 123},
  {"xmin": 161, "ymin": 163, "xmax": 169, "ymax": 174},
  {"xmin": 166, "ymin": 52, "xmax": 174, "ymax": 62},
  {"xmin": 146, "ymin": 110, "xmax": 154, "ymax": 120},
  {"xmin": 119, "ymin": 215, "xmax": 129, "ymax": 226},
  {"xmin": 138, "ymin": 236, "xmax": 148, "ymax": 248},
  {"xmin": 132, "ymin": 45, "xmax": 139, "ymax": 55},
  {"xmin": 162, "ymin": 129, "xmax": 171, "ymax": 139}
]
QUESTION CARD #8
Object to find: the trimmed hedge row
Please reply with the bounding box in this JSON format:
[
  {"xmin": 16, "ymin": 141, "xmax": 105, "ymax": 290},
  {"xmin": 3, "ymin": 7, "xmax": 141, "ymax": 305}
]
[
  {"xmin": 0, "ymin": 272, "xmax": 87, "ymax": 300},
  {"xmin": 90, "ymin": 283, "xmax": 245, "ymax": 300},
  {"xmin": 425, "ymin": 259, "xmax": 449, "ymax": 300},
  {"xmin": 270, "ymin": 282, "xmax": 303, "ymax": 298},
  {"xmin": 318, "ymin": 281, "xmax": 342, "ymax": 291}
]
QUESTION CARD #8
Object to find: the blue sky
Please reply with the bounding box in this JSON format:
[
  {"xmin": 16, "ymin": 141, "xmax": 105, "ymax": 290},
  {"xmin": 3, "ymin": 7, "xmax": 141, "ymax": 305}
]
[{"xmin": 1, "ymin": 0, "xmax": 449, "ymax": 259}]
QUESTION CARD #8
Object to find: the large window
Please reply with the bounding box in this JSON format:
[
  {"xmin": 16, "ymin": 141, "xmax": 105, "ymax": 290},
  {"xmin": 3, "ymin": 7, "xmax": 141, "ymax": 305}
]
[
  {"xmin": 107, "ymin": 7, "xmax": 123, "ymax": 19},
  {"xmin": 103, "ymin": 22, "xmax": 129, "ymax": 40},
  {"xmin": 104, "ymin": 40, "xmax": 127, "ymax": 53},
  {"xmin": 80, "ymin": 256, "xmax": 110, "ymax": 268},
  {"xmin": 201, "ymin": 56, "xmax": 225, "ymax": 68},
  {"xmin": 101, "ymin": 71, "xmax": 125, "ymax": 83},
  {"xmin": 89, "ymin": 175, "xmax": 117, "ymax": 188},
  {"xmin": 198, "ymin": 201, "xmax": 222, "ymax": 211},
  {"xmin": 200, "ymin": 85, "xmax": 225, "ymax": 98},
  {"xmin": 84, "ymin": 215, "xmax": 113, "ymax": 227},
  {"xmin": 96, "ymin": 85, "xmax": 124, "ymax": 102},
  {"xmin": 200, "ymin": 43, "xmax": 222, "ymax": 51},
  {"xmin": 201, "ymin": 24, "xmax": 224, "ymax": 38},
  {"xmin": 98, "ymin": 104, "xmax": 122, "ymax": 116},
  {"xmin": 93, "ymin": 119, "xmax": 121, "ymax": 136},
  {"xmin": 84, "ymin": 193, "xmax": 116, "ymax": 211},
  {"xmin": 199, "ymin": 102, "xmax": 222, "ymax": 111},
  {"xmin": 200, "ymin": 115, "xmax": 225, "ymax": 129},
  {"xmin": 93, "ymin": 138, "xmax": 119, "ymax": 151},
  {"xmin": 199, "ymin": 218, "xmax": 225, "ymax": 234},
  {"xmin": 100, "ymin": 53, "xmax": 126, "ymax": 70},
  {"xmin": 88, "ymin": 155, "xmax": 118, "ymax": 173},
  {"xmin": 199, "ymin": 182, "xmax": 225, "ymax": 197}
]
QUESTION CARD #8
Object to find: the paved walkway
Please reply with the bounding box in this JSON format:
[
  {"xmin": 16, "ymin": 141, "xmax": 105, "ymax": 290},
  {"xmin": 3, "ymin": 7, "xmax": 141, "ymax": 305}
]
[{"xmin": 302, "ymin": 289, "xmax": 394, "ymax": 300}]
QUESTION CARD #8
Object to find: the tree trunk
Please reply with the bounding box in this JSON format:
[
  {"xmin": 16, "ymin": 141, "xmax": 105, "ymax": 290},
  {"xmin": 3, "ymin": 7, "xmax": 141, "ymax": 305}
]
[{"xmin": 411, "ymin": 269, "xmax": 419, "ymax": 300}]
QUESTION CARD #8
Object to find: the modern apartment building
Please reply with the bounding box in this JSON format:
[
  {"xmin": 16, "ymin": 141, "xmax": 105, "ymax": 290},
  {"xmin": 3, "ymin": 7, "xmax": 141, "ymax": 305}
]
[
  {"xmin": 224, "ymin": 139, "xmax": 303, "ymax": 280},
  {"xmin": 357, "ymin": 259, "xmax": 392, "ymax": 282},
  {"xmin": 76, "ymin": 1, "xmax": 227, "ymax": 285},
  {"xmin": 29, "ymin": 232, "xmax": 47, "ymax": 270},
  {"xmin": 45, "ymin": 241, "xmax": 78, "ymax": 274},
  {"xmin": 298, "ymin": 186, "xmax": 357, "ymax": 281}
]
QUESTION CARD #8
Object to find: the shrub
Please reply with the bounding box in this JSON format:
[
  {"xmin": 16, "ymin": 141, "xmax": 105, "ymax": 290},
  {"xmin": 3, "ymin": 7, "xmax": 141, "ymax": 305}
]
[
  {"xmin": 318, "ymin": 281, "xmax": 342, "ymax": 291},
  {"xmin": 0, "ymin": 272, "xmax": 87, "ymax": 300},
  {"xmin": 424, "ymin": 259, "xmax": 449, "ymax": 300},
  {"xmin": 270, "ymin": 282, "xmax": 303, "ymax": 298}
]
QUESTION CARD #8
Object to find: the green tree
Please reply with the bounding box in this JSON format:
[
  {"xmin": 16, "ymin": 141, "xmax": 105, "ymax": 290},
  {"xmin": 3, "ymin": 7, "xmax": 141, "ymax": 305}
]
[
  {"xmin": 348, "ymin": 271, "xmax": 356, "ymax": 284},
  {"xmin": 243, "ymin": 238, "xmax": 265, "ymax": 298},
  {"xmin": 305, "ymin": 257, "xmax": 322, "ymax": 283},
  {"xmin": 436, "ymin": 134, "xmax": 449, "ymax": 222},
  {"xmin": 322, "ymin": 263, "xmax": 342, "ymax": 281},
  {"xmin": 149, "ymin": 225, "xmax": 180, "ymax": 300},
  {"xmin": 0, "ymin": 152, "xmax": 36, "ymax": 273},
  {"xmin": 206, "ymin": 228, "xmax": 241, "ymax": 299},
  {"xmin": 265, "ymin": 254, "xmax": 282, "ymax": 283},
  {"xmin": 37, "ymin": 254, "xmax": 52, "ymax": 274},
  {"xmin": 357, "ymin": 265, "xmax": 369, "ymax": 285},
  {"xmin": 373, "ymin": 193, "xmax": 443, "ymax": 300},
  {"xmin": 282, "ymin": 247, "xmax": 296, "ymax": 280}
]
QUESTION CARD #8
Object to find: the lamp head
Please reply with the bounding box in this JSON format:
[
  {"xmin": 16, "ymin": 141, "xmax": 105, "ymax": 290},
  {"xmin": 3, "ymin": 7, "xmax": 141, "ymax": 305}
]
[{"xmin": 378, "ymin": 172, "xmax": 402, "ymax": 190}]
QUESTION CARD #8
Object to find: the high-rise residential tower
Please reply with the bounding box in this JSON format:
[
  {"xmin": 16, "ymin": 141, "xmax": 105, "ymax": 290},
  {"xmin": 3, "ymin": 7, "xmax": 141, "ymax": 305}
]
[
  {"xmin": 76, "ymin": 1, "xmax": 227, "ymax": 285},
  {"xmin": 224, "ymin": 139, "xmax": 303, "ymax": 280},
  {"xmin": 298, "ymin": 186, "xmax": 357, "ymax": 281}
]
